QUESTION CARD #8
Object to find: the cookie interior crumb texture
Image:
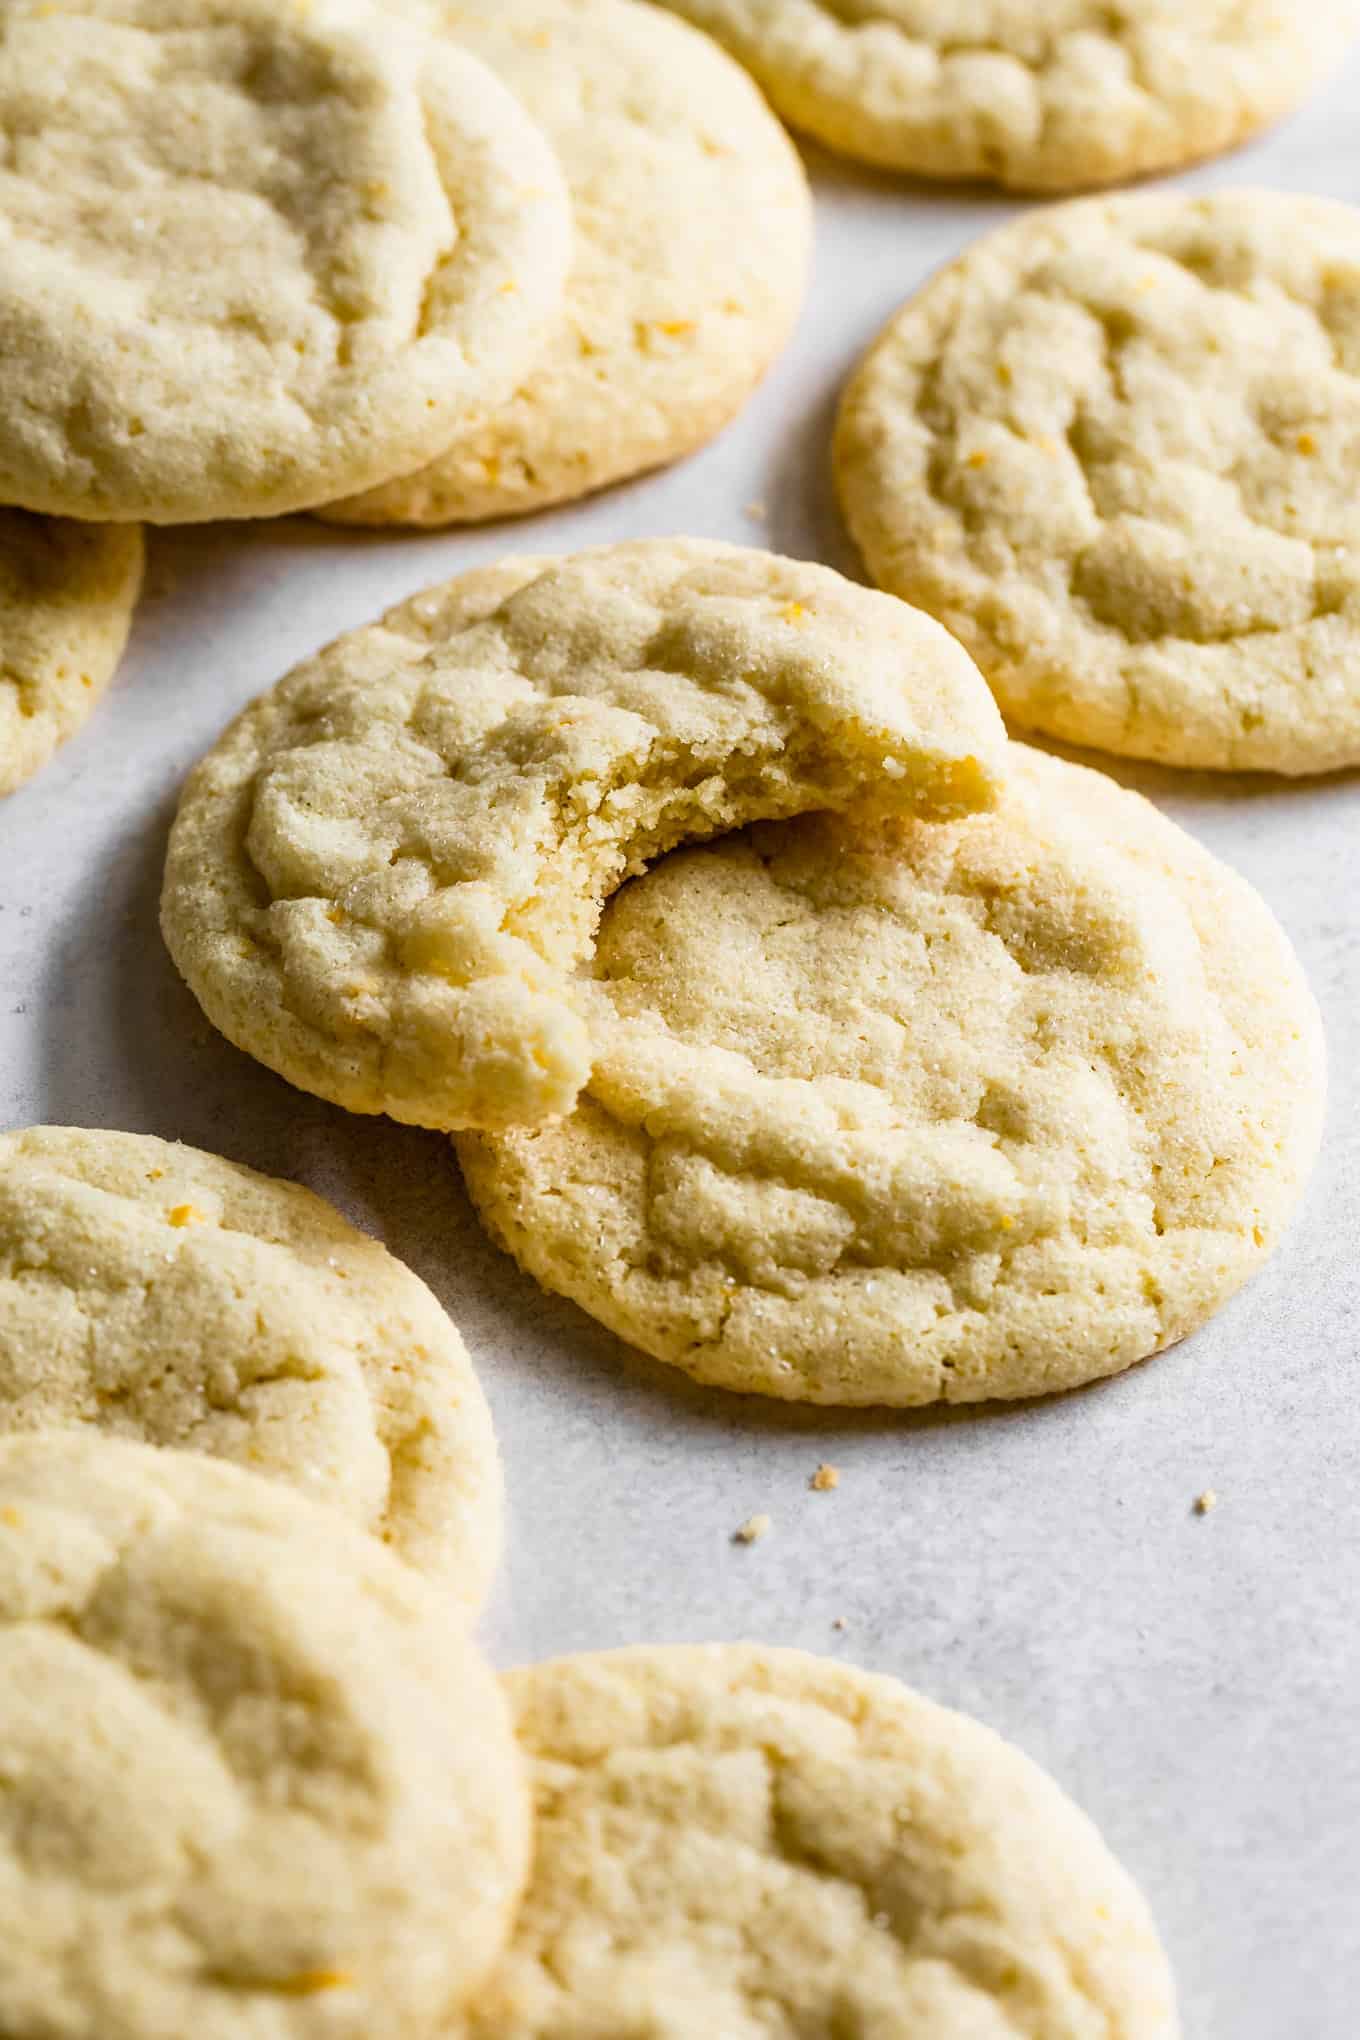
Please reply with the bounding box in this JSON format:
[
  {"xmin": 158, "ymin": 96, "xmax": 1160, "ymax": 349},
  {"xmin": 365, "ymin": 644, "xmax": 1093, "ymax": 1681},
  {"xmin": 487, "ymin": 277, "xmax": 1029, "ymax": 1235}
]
[
  {"xmin": 162, "ymin": 540, "xmax": 1005, "ymax": 1136},
  {"xmin": 650, "ymin": 0, "xmax": 1356, "ymax": 191},
  {"xmin": 0, "ymin": 1432, "xmax": 530, "ymax": 2040},
  {"xmin": 458, "ymin": 745, "xmax": 1325, "ymax": 1406},
  {"xmin": 451, "ymin": 1644, "xmax": 1181, "ymax": 2037},
  {"xmin": 0, "ymin": 0, "xmax": 572, "ymax": 521},
  {"xmin": 837, "ymin": 189, "xmax": 1360, "ymax": 775},
  {"xmin": 0, "ymin": 1125, "xmax": 503, "ymax": 1604}
]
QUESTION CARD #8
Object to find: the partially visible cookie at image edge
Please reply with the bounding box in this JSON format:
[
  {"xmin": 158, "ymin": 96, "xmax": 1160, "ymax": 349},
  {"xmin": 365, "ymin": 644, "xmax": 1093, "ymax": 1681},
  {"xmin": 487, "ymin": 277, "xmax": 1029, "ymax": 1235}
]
[
  {"xmin": 451, "ymin": 1642, "xmax": 1180, "ymax": 2038},
  {"xmin": 837, "ymin": 189, "xmax": 1360, "ymax": 775},
  {"xmin": 651, "ymin": 0, "xmax": 1356, "ymax": 191},
  {"xmin": 322, "ymin": 0, "xmax": 811, "ymax": 526},
  {"xmin": 0, "ymin": 1431, "xmax": 529, "ymax": 2040},
  {"xmin": 0, "ymin": 511, "xmax": 143, "ymax": 797}
]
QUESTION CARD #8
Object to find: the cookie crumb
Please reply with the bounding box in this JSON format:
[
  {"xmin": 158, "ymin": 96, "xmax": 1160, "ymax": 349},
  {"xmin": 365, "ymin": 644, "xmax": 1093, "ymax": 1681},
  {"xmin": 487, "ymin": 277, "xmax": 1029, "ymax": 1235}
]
[
  {"xmin": 744, "ymin": 500, "xmax": 767, "ymax": 522},
  {"xmin": 810, "ymin": 1463, "xmax": 840, "ymax": 1492},
  {"xmin": 1194, "ymin": 1489, "xmax": 1218, "ymax": 1516},
  {"xmin": 733, "ymin": 1513, "xmax": 772, "ymax": 1545},
  {"xmin": 831, "ymin": 1615, "xmax": 848, "ymax": 1632}
]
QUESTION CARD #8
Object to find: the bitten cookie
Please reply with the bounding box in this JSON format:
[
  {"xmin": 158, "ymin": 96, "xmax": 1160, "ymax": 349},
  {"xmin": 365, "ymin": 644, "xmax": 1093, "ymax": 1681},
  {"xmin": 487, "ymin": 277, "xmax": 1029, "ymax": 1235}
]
[
  {"xmin": 0, "ymin": 0, "xmax": 571, "ymax": 522},
  {"xmin": 458, "ymin": 746, "xmax": 1325, "ymax": 1405},
  {"xmin": 322, "ymin": 0, "xmax": 811, "ymax": 526},
  {"xmin": 651, "ymin": 0, "xmax": 1356, "ymax": 190},
  {"xmin": 0, "ymin": 1432, "xmax": 529, "ymax": 2040},
  {"xmin": 0, "ymin": 512, "xmax": 143, "ymax": 797},
  {"xmin": 162, "ymin": 541, "xmax": 1006, "ymax": 1134},
  {"xmin": 837, "ymin": 190, "xmax": 1360, "ymax": 775},
  {"xmin": 0, "ymin": 1126, "xmax": 501, "ymax": 1606},
  {"xmin": 454, "ymin": 1643, "xmax": 1179, "ymax": 2037}
]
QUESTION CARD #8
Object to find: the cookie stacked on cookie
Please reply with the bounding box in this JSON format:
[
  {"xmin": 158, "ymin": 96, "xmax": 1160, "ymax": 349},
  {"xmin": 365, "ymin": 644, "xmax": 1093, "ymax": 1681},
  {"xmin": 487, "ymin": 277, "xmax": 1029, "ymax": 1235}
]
[
  {"xmin": 162, "ymin": 539, "xmax": 1325, "ymax": 1412},
  {"xmin": 0, "ymin": 0, "xmax": 812, "ymax": 795}
]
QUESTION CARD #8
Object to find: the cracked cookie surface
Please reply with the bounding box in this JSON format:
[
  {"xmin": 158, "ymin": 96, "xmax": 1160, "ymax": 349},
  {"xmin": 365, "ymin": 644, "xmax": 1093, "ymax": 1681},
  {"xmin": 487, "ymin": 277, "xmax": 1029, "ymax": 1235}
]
[
  {"xmin": 452, "ymin": 1643, "xmax": 1179, "ymax": 2037},
  {"xmin": 162, "ymin": 540, "xmax": 1005, "ymax": 1134},
  {"xmin": 651, "ymin": 0, "xmax": 1355, "ymax": 189},
  {"xmin": 0, "ymin": 513, "xmax": 143, "ymax": 797},
  {"xmin": 0, "ymin": 0, "xmax": 570, "ymax": 522},
  {"xmin": 837, "ymin": 191, "xmax": 1360, "ymax": 775},
  {"xmin": 323, "ymin": 0, "xmax": 810, "ymax": 526},
  {"xmin": 0, "ymin": 1126, "xmax": 501, "ymax": 1605},
  {"xmin": 0, "ymin": 1432, "xmax": 528, "ymax": 2040},
  {"xmin": 457, "ymin": 745, "xmax": 1324, "ymax": 1404}
]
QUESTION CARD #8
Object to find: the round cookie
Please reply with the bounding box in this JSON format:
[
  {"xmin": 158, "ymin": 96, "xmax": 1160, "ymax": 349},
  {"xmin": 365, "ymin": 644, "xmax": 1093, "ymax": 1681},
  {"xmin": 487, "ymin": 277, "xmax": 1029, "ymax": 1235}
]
[
  {"xmin": 650, "ymin": 0, "xmax": 1356, "ymax": 191},
  {"xmin": 0, "ymin": 0, "xmax": 571, "ymax": 523},
  {"xmin": 457, "ymin": 745, "xmax": 1325, "ymax": 1405},
  {"xmin": 322, "ymin": 0, "xmax": 811, "ymax": 527},
  {"xmin": 0, "ymin": 512, "xmax": 143, "ymax": 798},
  {"xmin": 0, "ymin": 1126, "xmax": 501, "ymax": 1608},
  {"xmin": 837, "ymin": 190, "xmax": 1360, "ymax": 776},
  {"xmin": 0, "ymin": 1431, "xmax": 529, "ymax": 2040},
  {"xmin": 454, "ymin": 1643, "xmax": 1179, "ymax": 2037},
  {"xmin": 162, "ymin": 540, "xmax": 1006, "ymax": 1135}
]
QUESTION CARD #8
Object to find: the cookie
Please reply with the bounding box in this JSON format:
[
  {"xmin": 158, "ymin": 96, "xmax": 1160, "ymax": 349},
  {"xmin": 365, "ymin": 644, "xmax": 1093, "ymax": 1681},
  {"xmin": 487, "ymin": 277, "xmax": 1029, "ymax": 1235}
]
[
  {"xmin": 651, "ymin": 0, "xmax": 1356, "ymax": 190},
  {"xmin": 321, "ymin": 0, "xmax": 811, "ymax": 527},
  {"xmin": 837, "ymin": 190, "xmax": 1360, "ymax": 775},
  {"xmin": 458, "ymin": 745, "xmax": 1325, "ymax": 1405},
  {"xmin": 0, "ymin": 1431, "xmax": 529, "ymax": 2040},
  {"xmin": 0, "ymin": 1126, "xmax": 500, "ymax": 1605},
  {"xmin": 162, "ymin": 540, "xmax": 1006, "ymax": 1135},
  {"xmin": 455, "ymin": 1643, "xmax": 1179, "ymax": 2037},
  {"xmin": 0, "ymin": 512, "xmax": 143, "ymax": 798},
  {"xmin": 320, "ymin": 1, "xmax": 807, "ymax": 526},
  {"xmin": 0, "ymin": 0, "xmax": 571, "ymax": 523}
]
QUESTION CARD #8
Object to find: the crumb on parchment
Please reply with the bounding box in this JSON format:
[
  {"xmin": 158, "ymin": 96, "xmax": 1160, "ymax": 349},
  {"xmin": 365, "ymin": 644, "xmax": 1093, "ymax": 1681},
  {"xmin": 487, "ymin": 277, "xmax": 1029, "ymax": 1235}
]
[
  {"xmin": 733, "ymin": 1513, "xmax": 772, "ymax": 1545},
  {"xmin": 810, "ymin": 1463, "xmax": 840, "ymax": 1491},
  {"xmin": 1194, "ymin": 1490, "xmax": 1218, "ymax": 1516}
]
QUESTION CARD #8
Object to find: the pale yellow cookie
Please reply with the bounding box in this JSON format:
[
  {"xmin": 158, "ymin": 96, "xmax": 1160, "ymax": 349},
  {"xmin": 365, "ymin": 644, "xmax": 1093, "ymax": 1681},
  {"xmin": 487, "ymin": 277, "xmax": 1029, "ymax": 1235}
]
[
  {"xmin": 0, "ymin": 1431, "xmax": 529, "ymax": 2040},
  {"xmin": 162, "ymin": 540, "xmax": 1006, "ymax": 1135},
  {"xmin": 651, "ymin": 0, "xmax": 1356, "ymax": 190},
  {"xmin": 0, "ymin": 512, "xmax": 143, "ymax": 797},
  {"xmin": 0, "ymin": 1126, "xmax": 501, "ymax": 1606},
  {"xmin": 458, "ymin": 745, "xmax": 1325, "ymax": 1405},
  {"xmin": 322, "ymin": 0, "xmax": 811, "ymax": 526},
  {"xmin": 0, "ymin": 0, "xmax": 571, "ymax": 523},
  {"xmin": 837, "ymin": 190, "xmax": 1360, "ymax": 775},
  {"xmin": 454, "ymin": 1643, "xmax": 1179, "ymax": 2037}
]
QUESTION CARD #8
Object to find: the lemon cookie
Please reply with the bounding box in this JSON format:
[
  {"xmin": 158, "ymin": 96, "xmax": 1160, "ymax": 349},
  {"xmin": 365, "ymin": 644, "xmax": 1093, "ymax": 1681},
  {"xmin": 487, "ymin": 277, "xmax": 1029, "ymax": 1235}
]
[
  {"xmin": 455, "ymin": 1643, "xmax": 1179, "ymax": 2037},
  {"xmin": 0, "ymin": 1431, "xmax": 528, "ymax": 2040},
  {"xmin": 0, "ymin": 0, "xmax": 571, "ymax": 523},
  {"xmin": 0, "ymin": 513, "xmax": 143, "ymax": 798},
  {"xmin": 458, "ymin": 745, "xmax": 1324, "ymax": 1405},
  {"xmin": 652, "ymin": 0, "xmax": 1356, "ymax": 190},
  {"xmin": 838, "ymin": 191, "xmax": 1360, "ymax": 775},
  {"xmin": 0, "ymin": 1126, "xmax": 500, "ymax": 1604},
  {"xmin": 163, "ymin": 540, "xmax": 1006, "ymax": 1134},
  {"xmin": 322, "ymin": 0, "xmax": 810, "ymax": 527}
]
